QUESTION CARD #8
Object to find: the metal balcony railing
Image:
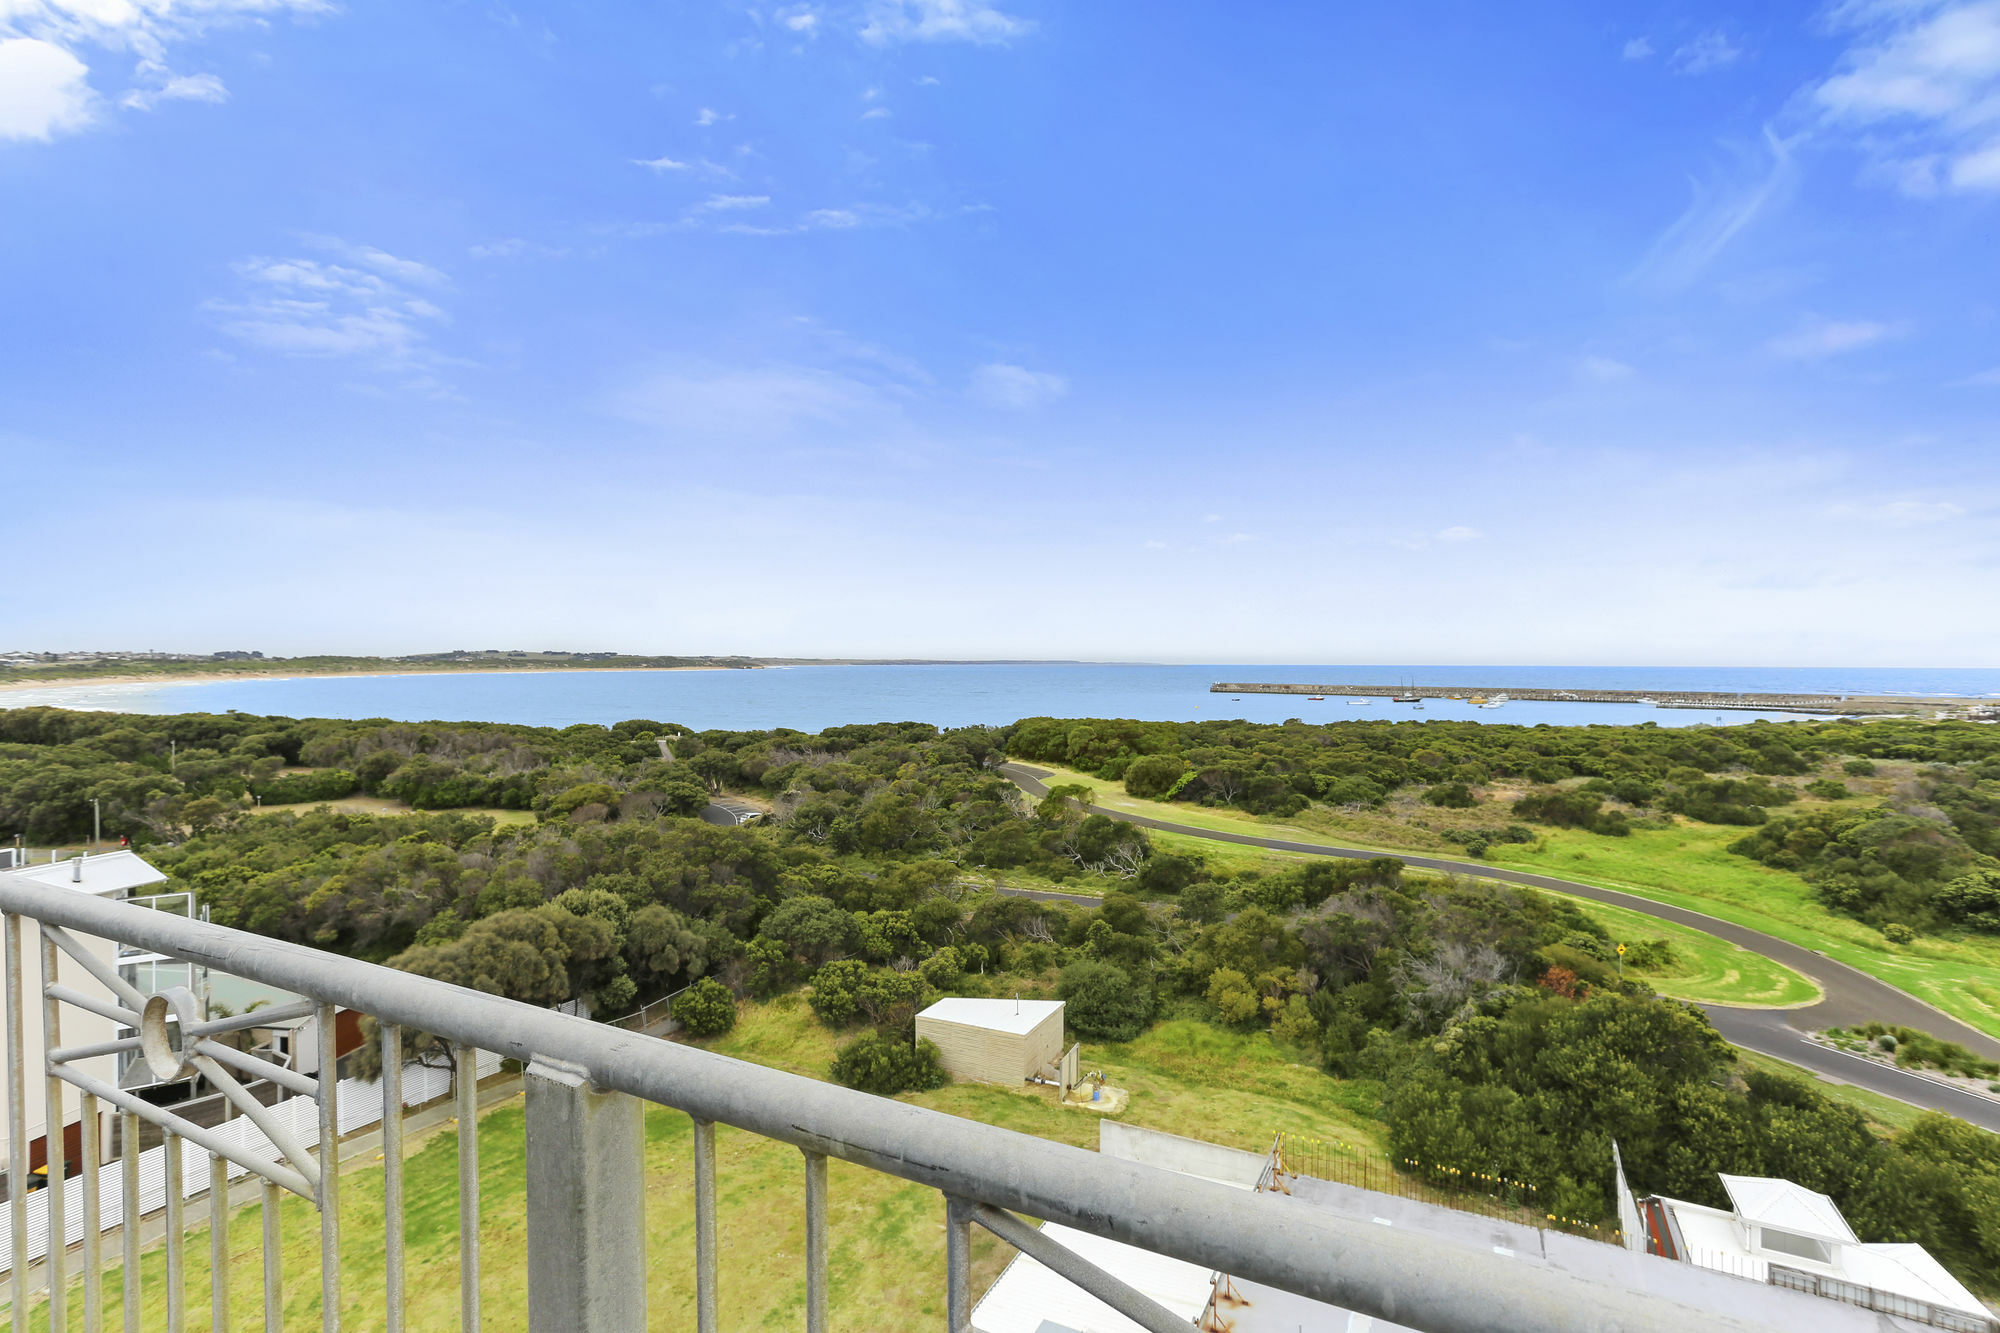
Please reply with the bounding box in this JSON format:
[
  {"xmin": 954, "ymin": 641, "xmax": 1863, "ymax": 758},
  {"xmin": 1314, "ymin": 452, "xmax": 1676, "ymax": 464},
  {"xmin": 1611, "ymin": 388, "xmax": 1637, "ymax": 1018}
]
[{"xmin": 0, "ymin": 877, "xmax": 1865, "ymax": 1333}]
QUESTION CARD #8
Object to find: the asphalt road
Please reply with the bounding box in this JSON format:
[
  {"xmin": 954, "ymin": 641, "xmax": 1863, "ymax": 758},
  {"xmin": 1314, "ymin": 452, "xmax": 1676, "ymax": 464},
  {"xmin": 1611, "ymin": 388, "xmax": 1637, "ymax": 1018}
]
[{"xmin": 999, "ymin": 762, "xmax": 2000, "ymax": 1128}]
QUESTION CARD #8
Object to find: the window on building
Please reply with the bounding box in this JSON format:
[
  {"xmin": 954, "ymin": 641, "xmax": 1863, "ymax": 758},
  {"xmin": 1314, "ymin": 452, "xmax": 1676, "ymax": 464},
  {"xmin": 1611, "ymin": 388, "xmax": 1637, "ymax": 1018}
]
[{"xmin": 1758, "ymin": 1228, "xmax": 1832, "ymax": 1264}]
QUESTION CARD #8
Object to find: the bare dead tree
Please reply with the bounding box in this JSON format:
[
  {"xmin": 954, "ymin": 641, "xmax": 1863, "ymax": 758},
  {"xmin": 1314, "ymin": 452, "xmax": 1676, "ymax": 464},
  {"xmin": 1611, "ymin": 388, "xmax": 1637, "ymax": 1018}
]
[{"xmin": 1395, "ymin": 942, "xmax": 1509, "ymax": 1026}]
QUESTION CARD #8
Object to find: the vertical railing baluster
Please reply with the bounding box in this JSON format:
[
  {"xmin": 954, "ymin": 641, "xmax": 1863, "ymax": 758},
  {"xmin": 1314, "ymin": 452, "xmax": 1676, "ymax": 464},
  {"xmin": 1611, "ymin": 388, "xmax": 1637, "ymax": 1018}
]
[
  {"xmin": 164, "ymin": 1132, "xmax": 184, "ymax": 1333},
  {"xmin": 314, "ymin": 1004, "xmax": 340, "ymax": 1333},
  {"xmin": 81, "ymin": 1093, "xmax": 102, "ymax": 1333},
  {"xmin": 802, "ymin": 1150, "xmax": 827, "ymax": 1333},
  {"xmin": 944, "ymin": 1194, "xmax": 971, "ymax": 1333},
  {"xmin": 6, "ymin": 912, "xmax": 27, "ymax": 1333},
  {"xmin": 693, "ymin": 1117, "xmax": 717, "ymax": 1333},
  {"xmin": 262, "ymin": 1180, "xmax": 282, "ymax": 1332},
  {"xmin": 41, "ymin": 930, "xmax": 66, "ymax": 1333},
  {"xmin": 453, "ymin": 1044, "xmax": 478, "ymax": 1333},
  {"xmin": 211, "ymin": 1154, "xmax": 229, "ymax": 1332},
  {"xmin": 380, "ymin": 1025, "xmax": 403, "ymax": 1333},
  {"xmin": 120, "ymin": 1111, "xmax": 139, "ymax": 1333}
]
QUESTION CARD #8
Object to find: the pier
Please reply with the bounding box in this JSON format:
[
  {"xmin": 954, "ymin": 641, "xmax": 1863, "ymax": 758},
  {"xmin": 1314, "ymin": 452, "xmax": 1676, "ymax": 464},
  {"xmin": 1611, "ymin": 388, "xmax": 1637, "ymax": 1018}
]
[{"xmin": 1206, "ymin": 684, "xmax": 1959, "ymax": 716}]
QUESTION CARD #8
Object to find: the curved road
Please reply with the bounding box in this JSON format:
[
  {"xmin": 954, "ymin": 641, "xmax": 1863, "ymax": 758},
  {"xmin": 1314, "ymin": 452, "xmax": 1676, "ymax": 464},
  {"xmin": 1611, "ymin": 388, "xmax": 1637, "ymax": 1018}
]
[{"xmin": 1000, "ymin": 762, "xmax": 2000, "ymax": 1131}]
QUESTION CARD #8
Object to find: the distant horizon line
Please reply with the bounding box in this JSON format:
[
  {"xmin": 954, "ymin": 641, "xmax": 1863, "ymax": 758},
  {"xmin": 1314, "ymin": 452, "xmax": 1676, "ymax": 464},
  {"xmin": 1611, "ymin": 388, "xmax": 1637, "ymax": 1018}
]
[{"xmin": 6, "ymin": 652, "xmax": 1998, "ymax": 671}]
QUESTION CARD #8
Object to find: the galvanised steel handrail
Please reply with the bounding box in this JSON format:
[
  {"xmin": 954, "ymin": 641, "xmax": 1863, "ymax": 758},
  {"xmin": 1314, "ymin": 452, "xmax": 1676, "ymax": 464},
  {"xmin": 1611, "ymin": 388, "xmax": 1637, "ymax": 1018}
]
[{"xmin": 0, "ymin": 877, "xmax": 1864, "ymax": 1333}]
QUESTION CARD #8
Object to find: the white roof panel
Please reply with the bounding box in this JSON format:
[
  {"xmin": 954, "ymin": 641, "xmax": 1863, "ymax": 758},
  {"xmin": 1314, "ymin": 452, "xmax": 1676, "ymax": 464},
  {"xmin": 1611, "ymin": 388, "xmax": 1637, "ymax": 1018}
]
[
  {"xmin": 5, "ymin": 850, "xmax": 169, "ymax": 898},
  {"xmin": 919, "ymin": 997, "xmax": 1064, "ymax": 1036},
  {"xmin": 1718, "ymin": 1176, "xmax": 1856, "ymax": 1244},
  {"xmin": 1843, "ymin": 1244, "xmax": 1989, "ymax": 1317}
]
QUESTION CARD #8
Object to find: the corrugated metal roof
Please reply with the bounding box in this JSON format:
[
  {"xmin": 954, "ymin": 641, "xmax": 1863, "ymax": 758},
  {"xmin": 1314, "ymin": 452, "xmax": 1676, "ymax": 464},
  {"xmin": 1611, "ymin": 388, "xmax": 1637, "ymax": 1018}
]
[{"xmin": 919, "ymin": 997, "xmax": 1064, "ymax": 1036}]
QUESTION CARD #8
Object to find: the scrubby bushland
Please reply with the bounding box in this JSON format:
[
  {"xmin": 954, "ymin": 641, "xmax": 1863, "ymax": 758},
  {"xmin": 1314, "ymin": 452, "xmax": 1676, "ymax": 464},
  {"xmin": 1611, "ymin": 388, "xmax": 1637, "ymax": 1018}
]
[
  {"xmin": 8, "ymin": 707, "xmax": 2000, "ymax": 1291},
  {"xmin": 1057, "ymin": 959, "xmax": 1153, "ymax": 1040}
]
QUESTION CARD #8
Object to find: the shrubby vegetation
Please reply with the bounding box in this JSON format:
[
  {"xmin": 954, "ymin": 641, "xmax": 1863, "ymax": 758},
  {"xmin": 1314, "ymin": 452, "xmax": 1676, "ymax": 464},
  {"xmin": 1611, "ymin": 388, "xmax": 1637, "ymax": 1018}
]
[
  {"xmin": 4, "ymin": 707, "xmax": 1999, "ymax": 1286},
  {"xmin": 1012, "ymin": 714, "xmax": 2000, "ymax": 937}
]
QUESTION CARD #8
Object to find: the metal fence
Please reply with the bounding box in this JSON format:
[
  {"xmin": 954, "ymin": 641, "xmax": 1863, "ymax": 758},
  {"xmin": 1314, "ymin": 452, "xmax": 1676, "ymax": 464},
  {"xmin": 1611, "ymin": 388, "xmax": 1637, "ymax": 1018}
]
[
  {"xmin": 1266, "ymin": 1133, "xmax": 1622, "ymax": 1246},
  {"xmin": 0, "ymin": 878, "xmax": 1842, "ymax": 1333},
  {"xmin": 0, "ymin": 1046, "xmax": 502, "ymax": 1275},
  {"xmin": 1768, "ymin": 1265, "xmax": 2000, "ymax": 1333}
]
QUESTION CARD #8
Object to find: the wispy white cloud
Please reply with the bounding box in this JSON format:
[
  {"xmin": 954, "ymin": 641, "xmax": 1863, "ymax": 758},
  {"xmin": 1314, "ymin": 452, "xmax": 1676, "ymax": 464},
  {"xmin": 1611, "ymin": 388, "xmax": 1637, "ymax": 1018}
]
[
  {"xmin": 1811, "ymin": 1, "xmax": 2000, "ymax": 196},
  {"xmin": 694, "ymin": 106, "xmax": 731, "ymax": 126},
  {"xmin": 1622, "ymin": 36, "xmax": 1654, "ymax": 61},
  {"xmin": 632, "ymin": 153, "xmax": 687, "ymax": 171},
  {"xmin": 1579, "ymin": 355, "xmax": 1636, "ymax": 381},
  {"xmin": 209, "ymin": 242, "xmax": 453, "ymax": 381},
  {"xmin": 1767, "ymin": 315, "xmax": 1905, "ymax": 359},
  {"xmin": 915, "ymin": 73, "xmax": 941, "ymax": 86},
  {"xmin": 0, "ymin": 0, "xmax": 323, "ymax": 139},
  {"xmin": 970, "ymin": 362, "xmax": 1066, "ymax": 409},
  {"xmin": 778, "ymin": 5, "xmax": 819, "ymax": 35},
  {"xmin": 1672, "ymin": 30, "xmax": 1744, "ymax": 75},
  {"xmin": 1390, "ymin": 525, "xmax": 1486, "ymax": 550},
  {"xmin": 861, "ymin": 105, "xmax": 891, "ymax": 120},
  {"xmin": 1957, "ymin": 364, "xmax": 2000, "ymax": 386},
  {"xmin": 693, "ymin": 193, "xmax": 771, "ymax": 212},
  {"xmin": 118, "ymin": 62, "xmax": 223, "ymax": 110},
  {"xmin": 612, "ymin": 363, "xmax": 903, "ymax": 441},
  {"xmin": 860, "ymin": 0, "xmax": 1031, "ymax": 46},
  {"xmin": 1627, "ymin": 128, "xmax": 1797, "ymax": 290},
  {"xmin": 0, "ymin": 36, "xmax": 94, "ymax": 140},
  {"xmin": 469, "ymin": 237, "xmax": 566, "ymax": 261},
  {"xmin": 711, "ymin": 200, "xmax": 962, "ymax": 236}
]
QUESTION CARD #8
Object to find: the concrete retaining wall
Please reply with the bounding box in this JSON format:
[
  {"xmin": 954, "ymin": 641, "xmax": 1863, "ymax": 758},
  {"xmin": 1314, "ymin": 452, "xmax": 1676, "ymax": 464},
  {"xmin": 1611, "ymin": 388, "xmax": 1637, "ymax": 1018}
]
[{"xmin": 1098, "ymin": 1121, "xmax": 1267, "ymax": 1189}]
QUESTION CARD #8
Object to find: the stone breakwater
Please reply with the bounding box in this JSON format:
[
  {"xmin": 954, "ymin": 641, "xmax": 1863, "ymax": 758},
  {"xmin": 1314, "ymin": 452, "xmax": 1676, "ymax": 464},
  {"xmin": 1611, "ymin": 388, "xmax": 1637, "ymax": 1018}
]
[{"xmin": 1206, "ymin": 684, "xmax": 1966, "ymax": 716}]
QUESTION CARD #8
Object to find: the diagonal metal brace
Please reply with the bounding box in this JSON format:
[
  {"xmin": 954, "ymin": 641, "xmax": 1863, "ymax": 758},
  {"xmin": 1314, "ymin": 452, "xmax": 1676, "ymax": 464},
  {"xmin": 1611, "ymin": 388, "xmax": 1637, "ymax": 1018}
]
[{"xmin": 969, "ymin": 1202, "xmax": 1194, "ymax": 1332}]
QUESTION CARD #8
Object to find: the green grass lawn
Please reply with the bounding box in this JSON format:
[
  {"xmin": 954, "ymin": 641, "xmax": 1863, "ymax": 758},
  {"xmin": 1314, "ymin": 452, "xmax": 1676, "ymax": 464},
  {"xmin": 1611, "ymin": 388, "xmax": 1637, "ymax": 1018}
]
[
  {"xmin": 11, "ymin": 1000, "xmax": 1383, "ymax": 1331},
  {"xmin": 1029, "ymin": 767, "xmax": 1820, "ymax": 1011},
  {"xmin": 1548, "ymin": 895, "xmax": 1820, "ymax": 1009},
  {"xmin": 1022, "ymin": 765, "xmax": 2000, "ymax": 1039},
  {"xmin": 1481, "ymin": 825, "xmax": 2000, "ymax": 1040}
]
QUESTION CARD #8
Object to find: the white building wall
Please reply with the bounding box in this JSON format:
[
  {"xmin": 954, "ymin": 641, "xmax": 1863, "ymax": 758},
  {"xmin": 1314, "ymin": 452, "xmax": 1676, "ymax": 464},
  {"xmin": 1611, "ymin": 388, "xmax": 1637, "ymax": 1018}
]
[{"xmin": 0, "ymin": 854, "xmax": 170, "ymax": 1172}]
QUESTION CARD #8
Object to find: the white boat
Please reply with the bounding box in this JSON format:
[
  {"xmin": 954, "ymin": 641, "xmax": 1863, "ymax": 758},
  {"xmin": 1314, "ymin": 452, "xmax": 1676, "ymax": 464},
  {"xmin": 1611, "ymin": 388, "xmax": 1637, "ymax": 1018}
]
[
  {"xmin": 1348, "ymin": 699, "xmax": 1370, "ymax": 706},
  {"xmin": 1478, "ymin": 694, "xmax": 1509, "ymax": 709}
]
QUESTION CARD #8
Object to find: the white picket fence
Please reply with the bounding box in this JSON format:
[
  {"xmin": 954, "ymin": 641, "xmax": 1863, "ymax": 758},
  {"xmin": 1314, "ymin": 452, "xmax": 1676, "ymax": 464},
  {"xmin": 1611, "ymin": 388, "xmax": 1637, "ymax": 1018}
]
[{"xmin": 0, "ymin": 1047, "xmax": 503, "ymax": 1274}]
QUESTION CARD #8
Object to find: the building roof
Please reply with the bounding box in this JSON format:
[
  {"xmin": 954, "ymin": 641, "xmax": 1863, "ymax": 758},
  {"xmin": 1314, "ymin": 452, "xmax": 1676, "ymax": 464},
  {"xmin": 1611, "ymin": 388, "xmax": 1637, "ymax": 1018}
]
[
  {"xmin": 1718, "ymin": 1175, "xmax": 1857, "ymax": 1244},
  {"xmin": 1653, "ymin": 1179, "xmax": 1993, "ymax": 1321},
  {"xmin": 1845, "ymin": 1243, "xmax": 1989, "ymax": 1316},
  {"xmin": 3, "ymin": 850, "xmax": 169, "ymax": 898},
  {"xmin": 919, "ymin": 997, "xmax": 1064, "ymax": 1036},
  {"xmin": 968, "ymin": 1222, "xmax": 1214, "ymax": 1333}
]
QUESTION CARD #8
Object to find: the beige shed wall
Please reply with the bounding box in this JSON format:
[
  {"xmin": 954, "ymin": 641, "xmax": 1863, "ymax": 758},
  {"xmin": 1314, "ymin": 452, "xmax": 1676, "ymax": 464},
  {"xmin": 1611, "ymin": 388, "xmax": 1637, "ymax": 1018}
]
[{"xmin": 917, "ymin": 1006, "xmax": 1067, "ymax": 1085}]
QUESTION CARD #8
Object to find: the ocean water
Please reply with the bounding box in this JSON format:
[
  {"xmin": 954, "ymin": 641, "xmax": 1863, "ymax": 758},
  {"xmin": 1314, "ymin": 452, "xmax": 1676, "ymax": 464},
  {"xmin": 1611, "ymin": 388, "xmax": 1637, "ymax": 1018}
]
[{"xmin": 4, "ymin": 664, "xmax": 1995, "ymax": 732}]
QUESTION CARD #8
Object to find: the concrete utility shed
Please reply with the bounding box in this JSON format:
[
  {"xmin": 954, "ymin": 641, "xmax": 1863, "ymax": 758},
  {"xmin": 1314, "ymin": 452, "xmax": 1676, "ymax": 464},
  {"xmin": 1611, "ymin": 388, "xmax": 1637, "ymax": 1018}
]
[{"xmin": 916, "ymin": 997, "xmax": 1065, "ymax": 1086}]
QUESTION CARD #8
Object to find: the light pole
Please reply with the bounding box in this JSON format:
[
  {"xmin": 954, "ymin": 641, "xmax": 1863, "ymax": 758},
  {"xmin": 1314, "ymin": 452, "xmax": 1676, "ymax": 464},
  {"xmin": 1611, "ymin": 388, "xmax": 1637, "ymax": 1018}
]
[{"xmin": 91, "ymin": 797, "xmax": 101, "ymax": 854}]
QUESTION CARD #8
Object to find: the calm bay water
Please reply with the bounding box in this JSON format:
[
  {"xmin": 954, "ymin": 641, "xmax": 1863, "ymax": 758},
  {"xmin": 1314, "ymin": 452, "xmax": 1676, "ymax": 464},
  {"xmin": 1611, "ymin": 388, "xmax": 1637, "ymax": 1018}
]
[{"xmin": 6, "ymin": 664, "xmax": 1997, "ymax": 731}]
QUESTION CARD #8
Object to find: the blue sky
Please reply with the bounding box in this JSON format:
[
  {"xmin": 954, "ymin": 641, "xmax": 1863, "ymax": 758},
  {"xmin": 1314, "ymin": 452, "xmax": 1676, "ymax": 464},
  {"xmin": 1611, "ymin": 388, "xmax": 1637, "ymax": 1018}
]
[{"xmin": 2, "ymin": 0, "xmax": 1997, "ymax": 665}]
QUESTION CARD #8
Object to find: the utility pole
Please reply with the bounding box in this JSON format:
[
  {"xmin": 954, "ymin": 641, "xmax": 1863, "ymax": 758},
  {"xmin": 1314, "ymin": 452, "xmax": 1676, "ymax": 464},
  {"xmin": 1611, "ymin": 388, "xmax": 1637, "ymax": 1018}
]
[
  {"xmin": 92, "ymin": 797, "xmax": 101, "ymax": 854},
  {"xmin": 170, "ymin": 738, "xmax": 176, "ymax": 771}
]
